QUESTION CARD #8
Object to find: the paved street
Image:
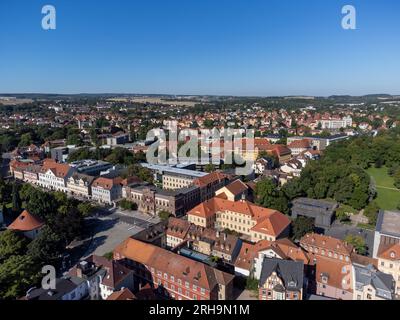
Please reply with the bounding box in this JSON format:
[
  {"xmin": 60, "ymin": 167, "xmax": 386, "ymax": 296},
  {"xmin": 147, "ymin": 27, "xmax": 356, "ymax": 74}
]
[{"xmin": 70, "ymin": 207, "xmax": 160, "ymax": 261}]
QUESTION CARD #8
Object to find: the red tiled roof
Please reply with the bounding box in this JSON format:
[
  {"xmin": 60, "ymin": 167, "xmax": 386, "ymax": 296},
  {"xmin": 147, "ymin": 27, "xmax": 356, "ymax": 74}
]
[
  {"xmin": 107, "ymin": 288, "xmax": 136, "ymax": 300},
  {"xmin": 300, "ymin": 233, "xmax": 354, "ymax": 257},
  {"xmin": 188, "ymin": 197, "xmax": 290, "ymax": 237},
  {"xmin": 288, "ymin": 139, "xmax": 311, "ymax": 149},
  {"xmin": 41, "ymin": 159, "xmax": 72, "ymax": 178},
  {"xmin": 378, "ymin": 243, "xmax": 400, "ymax": 261},
  {"xmin": 224, "ymin": 180, "xmax": 248, "ymax": 196},
  {"xmin": 92, "ymin": 177, "xmax": 123, "ymax": 190},
  {"xmin": 114, "ymin": 238, "xmax": 234, "ymax": 291},
  {"xmin": 8, "ymin": 210, "xmax": 44, "ymax": 232},
  {"xmin": 193, "ymin": 172, "xmax": 227, "ymax": 187}
]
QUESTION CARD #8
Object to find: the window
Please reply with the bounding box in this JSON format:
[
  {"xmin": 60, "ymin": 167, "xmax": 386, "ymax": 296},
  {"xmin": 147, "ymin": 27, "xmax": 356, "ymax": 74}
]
[
  {"xmin": 200, "ymin": 288, "xmax": 205, "ymax": 295},
  {"xmin": 171, "ymin": 275, "xmax": 175, "ymax": 282},
  {"xmin": 185, "ymin": 281, "xmax": 189, "ymax": 288}
]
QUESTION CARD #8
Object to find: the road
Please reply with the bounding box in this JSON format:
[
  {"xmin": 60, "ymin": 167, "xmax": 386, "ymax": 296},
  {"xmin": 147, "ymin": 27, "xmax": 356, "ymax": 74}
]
[{"xmin": 68, "ymin": 207, "xmax": 160, "ymax": 264}]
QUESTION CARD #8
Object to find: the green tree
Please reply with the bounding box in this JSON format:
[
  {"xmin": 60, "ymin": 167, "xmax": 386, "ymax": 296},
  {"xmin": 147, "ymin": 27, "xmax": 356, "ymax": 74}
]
[
  {"xmin": 204, "ymin": 164, "xmax": 216, "ymax": 173},
  {"xmin": 345, "ymin": 235, "xmax": 367, "ymax": 255},
  {"xmin": 158, "ymin": 210, "xmax": 172, "ymax": 221},
  {"xmin": 18, "ymin": 133, "xmax": 33, "ymax": 147},
  {"xmin": 0, "ymin": 230, "xmax": 28, "ymax": 262},
  {"xmin": 291, "ymin": 216, "xmax": 315, "ymax": 240},
  {"xmin": 255, "ymin": 178, "xmax": 289, "ymax": 214},
  {"xmin": 66, "ymin": 134, "xmax": 83, "ymax": 146},
  {"xmin": 0, "ymin": 255, "xmax": 41, "ymax": 299},
  {"xmin": 27, "ymin": 226, "xmax": 64, "ymax": 264},
  {"xmin": 364, "ymin": 201, "xmax": 380, "ymax": 225},
  {"xmin": 11, "ymin": 182, "xmax": 21, "ymax": 215},
  {"xmin": 77, "ymin": 202, "xmax": 95, "ymax": 217}
]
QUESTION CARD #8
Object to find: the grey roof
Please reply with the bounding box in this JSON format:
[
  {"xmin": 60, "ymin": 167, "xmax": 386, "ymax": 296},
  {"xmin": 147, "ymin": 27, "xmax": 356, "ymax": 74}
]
[
  {"xmin": 292, "ymin": 198, "xmax": 337, "ymax": 212},
  {"xmin": 25, "ymin": 277, "xmax": 83, "ymax": 300},
  {"xmin": 259, "ymin": 258, "xmax": 304, "ymax": 291},
  {"xmin": 140, "ymin": 163, "xmax": 208, "ymax": 178},
  {"xmin": 307, "ymin": 294, "xmax": 335, "ymax": 300},
  {"xmin": 376, "ymin": 210, "xmax": 400, "ymax": 238},
  {"xmin": 354, "ymin": 264, "xmax": 394, "ymax": 300},
  {"xmin": 129, "ymin": 184, "xmax": 198, "ymax": 197},
  {"xmin": 69, "ymin": 172, "xmax": 96, "ymax": 184}
]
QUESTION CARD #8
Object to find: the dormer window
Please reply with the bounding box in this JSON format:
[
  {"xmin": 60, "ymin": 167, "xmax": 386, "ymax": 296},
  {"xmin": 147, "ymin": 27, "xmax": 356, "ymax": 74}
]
[{"xmin": 390, "ymin": 252, "xmax": 396, "ymax": 259}]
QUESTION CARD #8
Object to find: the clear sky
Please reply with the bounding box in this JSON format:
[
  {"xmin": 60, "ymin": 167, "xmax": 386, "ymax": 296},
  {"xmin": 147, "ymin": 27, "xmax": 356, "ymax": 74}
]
[{"xmin": 0, "ymin": 0, "xmax": 399, "ymax": 96}]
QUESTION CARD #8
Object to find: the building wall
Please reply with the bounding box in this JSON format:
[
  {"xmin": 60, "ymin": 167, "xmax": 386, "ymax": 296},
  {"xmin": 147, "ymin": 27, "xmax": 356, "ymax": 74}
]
[
  {"xmin": 92, "ymin": 186, "xmax": 121, "ymax": 204},
  {"xmin": 259, "ymin": 273, "xmax": 302, "ymax": 300},
  {"xmin": 188, "ymin": 215, "xmax": 212, "ymax": 228},
  {"xmin": 316, "ymin": 282, "xmax": 352, "ymax": 300},
  {"xmin": 121, "ymin": 259, "xmax": 214, "ymax": 300},
  {"xmin": 215, "ymin": 210, "xmax": 256, "ymax": 236},
  {"xmin": 378, "ymin": 258, "xmax": 400, "ymax": 295},
  {"xmin": 67, "ymin": 180, "xmax": 91, "ymax": 198},
  {"xmin": 163, "ymin": 174, "xmax": 194, "ymax": 190},
  {"xmin": 61, "ymin": 282, "xmax": 88, "ymax": 301},
  {"xmin": 354, "ymin": 284, "xmax": 385, "ymax": 300}
]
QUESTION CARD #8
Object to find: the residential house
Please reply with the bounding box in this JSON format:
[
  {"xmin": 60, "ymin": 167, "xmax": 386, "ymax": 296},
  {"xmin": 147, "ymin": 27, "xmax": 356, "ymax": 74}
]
[
  {"xmin": 300, "ymin": 233, "xmax": 355, "ymax": 300},
  {"xmin": 258, "ymin": 258, "xmax": 304, "ymax": 300},
  {"xmin": 106, "ymin": 288, "xmax": 136, "ymax": 300},
  {"xmin": 8, "ymin": 210, "xmax": 44, "ymax": 240},
  {"xmin": 68, "ymin": 255, "xmax": 134, "ymax": 300},
  {"xmin": 23, "ymin": 277, "xmax": 88, "ymax": 301},
  {"xmin": 287, "ymin": 139, "xmax": 312, "ymax": 156},
  {"xmin": 215, "ymin": 179, "xmax": 252, "ymax": 202},
  {"xmin": 66, "ymin": 172, "xmax": 95, "ymax": 199},
  {"xmin": 353, "ymin": 263, "xmax": 394, "ymax": 300},
  {"xmin": 376, "ymin": 243, "xmax": 400, "ymax": 296},
  {"xmin": 38, "ymin": 159, "xmax": 75, "ymax": 192},
  {"xmin": 91, "ymin": 176, "xmax": 123, "ymax": 205},
  {"xmin": 166, "ymin": 217, "xmax": 242, "ymax": 263}
]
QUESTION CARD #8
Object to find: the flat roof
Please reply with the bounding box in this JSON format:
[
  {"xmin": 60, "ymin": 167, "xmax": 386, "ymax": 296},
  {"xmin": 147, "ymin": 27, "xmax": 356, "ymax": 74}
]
[
  {"xmin": 140, "ymin": 163, "xmax": 208, "ymax": 178},
  {"xmin": 377, "ymin": 210, "xmax": 400, "ymax": 237}
]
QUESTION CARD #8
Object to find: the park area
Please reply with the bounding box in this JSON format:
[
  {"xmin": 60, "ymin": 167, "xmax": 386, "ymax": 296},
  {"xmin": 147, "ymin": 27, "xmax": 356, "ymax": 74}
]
[{"xmin": 367, "ymin": 167, "xmax": 400, "ymax": 210}]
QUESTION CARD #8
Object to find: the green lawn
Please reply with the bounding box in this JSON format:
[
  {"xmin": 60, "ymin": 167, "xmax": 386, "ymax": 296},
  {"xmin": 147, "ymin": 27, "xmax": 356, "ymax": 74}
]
[{"xmin": 367, "ymin": 167, "xmax": 400, "ymax": 210}]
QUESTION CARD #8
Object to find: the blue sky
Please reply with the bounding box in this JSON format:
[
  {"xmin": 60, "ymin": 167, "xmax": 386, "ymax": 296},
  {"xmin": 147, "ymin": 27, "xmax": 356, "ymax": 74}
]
[{"xmin": 0, "ymin": 0, "xmax": 399, "ymax": 96}]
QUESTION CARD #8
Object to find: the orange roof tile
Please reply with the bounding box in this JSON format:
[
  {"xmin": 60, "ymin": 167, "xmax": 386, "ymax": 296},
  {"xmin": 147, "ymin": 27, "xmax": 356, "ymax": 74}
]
[
  {"xmin": 106, "ymin": 288, "xmax": 136, "ymax": 300},
  {"xmin": 188, "ymin": 197, "xmax": 290, "ymax": 237},
  {"xmin": 378, "ymin": 243, "xmax": 400, "ymax": 261},
  {"xmin": 193, "ymin": 172, "xmax": 227, "ymax": 187},
  {"xmin": 300, "ymin": 233, "xmax": 354, "ymax": 257},
  {"xmin": 92, "ymin": 177, "xmax": 123, "ymax": 190},
  {"xmin": 8, "ymin": 210, "xmax": 44, "ymax": 232},
  {"xmin": 114, "ymin": 238, "xmax": 234, "ymax": 291}
]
